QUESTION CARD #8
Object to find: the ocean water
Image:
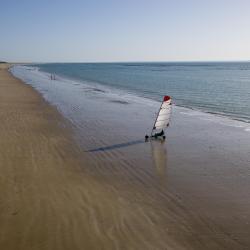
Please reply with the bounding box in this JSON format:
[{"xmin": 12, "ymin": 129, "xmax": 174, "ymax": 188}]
[{"xmin": 34, "ymin": 62, "xmax": 250, "ymax": 123}]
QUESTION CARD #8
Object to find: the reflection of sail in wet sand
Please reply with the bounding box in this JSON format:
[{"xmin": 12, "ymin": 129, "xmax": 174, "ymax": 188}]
[{"xmin": 151, "ymin": 141, "xmax": 168, "ymax": 182}]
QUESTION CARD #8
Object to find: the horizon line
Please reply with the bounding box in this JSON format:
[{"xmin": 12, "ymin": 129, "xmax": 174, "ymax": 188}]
[{"xmin": 7, "ymin": 59, "xmax": 250, "ymax": 64}]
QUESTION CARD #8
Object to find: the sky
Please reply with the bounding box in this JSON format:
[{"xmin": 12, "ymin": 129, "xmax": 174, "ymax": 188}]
[{"xmin": 0, "ymin": 0, "xmax": 250, "ymax": 62}]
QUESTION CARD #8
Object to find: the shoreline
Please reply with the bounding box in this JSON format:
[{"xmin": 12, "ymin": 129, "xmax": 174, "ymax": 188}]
[
  {"xmin": 1, "ymin": 64, "xmax": 250, "ymax": 249},
  {"xmin": 26, "ymin": 64, "xmax": 250, "ymax": 125},
  {"xmin": 32, "ymin": 62, "xmax": 250, "ymax": 125}
]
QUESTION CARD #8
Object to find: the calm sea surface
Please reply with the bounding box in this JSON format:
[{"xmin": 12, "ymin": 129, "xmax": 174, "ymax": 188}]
[{"xmin": 35, "ymin": 62, "xmax": 250, "ymax": 122}]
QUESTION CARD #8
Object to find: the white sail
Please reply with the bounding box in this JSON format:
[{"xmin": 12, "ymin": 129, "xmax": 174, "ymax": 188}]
[{"xmin": 152, "ymin": 96, "xmax": 172, "ymax": 133}]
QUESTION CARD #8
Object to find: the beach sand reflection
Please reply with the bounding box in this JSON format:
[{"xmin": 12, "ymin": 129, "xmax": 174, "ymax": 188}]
[{"xmin": 151, "ymin": 140, "xmax": 167, "ymax": 183}]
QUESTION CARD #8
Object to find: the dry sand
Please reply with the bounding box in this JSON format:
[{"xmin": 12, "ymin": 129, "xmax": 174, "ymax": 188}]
[{"xmin": 0, "ymin": 64, "xmax": 248, "ymax": 250}]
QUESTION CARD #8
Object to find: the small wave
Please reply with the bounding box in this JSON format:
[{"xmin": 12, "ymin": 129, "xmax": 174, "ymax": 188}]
[
  {"xmin": 176, "ymin": 104, "xmax": 250, "ymax": 124},
  {"xmin": 109, "ymin": 100, "xmax": 130, "ymax": 105},
  {"xmin": 92, "ymin": 88, "xmax": 106, "ymax": 93},
  {"xmin": 83, "ymin": 87, "xmax": 106, "ymax": 93}
]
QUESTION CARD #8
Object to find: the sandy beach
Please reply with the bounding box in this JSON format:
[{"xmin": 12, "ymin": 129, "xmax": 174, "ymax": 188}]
[{"xmin": 1, "ymin": 63, "xmax": 250, "ymax": 250}]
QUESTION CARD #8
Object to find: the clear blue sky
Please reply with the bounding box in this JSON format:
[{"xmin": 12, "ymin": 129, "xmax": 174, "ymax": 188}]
[{"xmin": 1, "ymin": 0, "xmax": 250, "ymax": 62}]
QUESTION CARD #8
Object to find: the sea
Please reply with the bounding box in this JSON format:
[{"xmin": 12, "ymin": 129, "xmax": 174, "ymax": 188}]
[{"xmin": 34, "ymin": 62, "xmax": 250, "ymax": 123}]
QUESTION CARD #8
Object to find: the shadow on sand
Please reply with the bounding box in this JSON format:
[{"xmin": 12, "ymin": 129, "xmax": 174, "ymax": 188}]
[{"xmin": 86, "ymin": 139, "xmax": 145, "ymax": 152}]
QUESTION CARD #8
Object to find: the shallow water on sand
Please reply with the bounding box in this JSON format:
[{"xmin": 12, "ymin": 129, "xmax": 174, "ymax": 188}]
[
  {"xmin": 10, "ymin": 65, "xmax": 250, "ymax": 249},
  {"xmin": 36, "ymin": 62, "xmax": 250, "ymax": 123}
]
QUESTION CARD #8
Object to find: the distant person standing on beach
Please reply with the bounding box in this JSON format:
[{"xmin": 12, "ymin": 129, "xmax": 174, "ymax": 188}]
[{"xmin": 50, "ymin": 74, "xmax": 56, "ymax": 80}]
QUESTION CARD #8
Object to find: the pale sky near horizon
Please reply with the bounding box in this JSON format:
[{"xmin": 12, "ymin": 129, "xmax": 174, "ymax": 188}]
[{"xmin": 1, "ymin": 0, "xmax": 250, "ymax": 62}]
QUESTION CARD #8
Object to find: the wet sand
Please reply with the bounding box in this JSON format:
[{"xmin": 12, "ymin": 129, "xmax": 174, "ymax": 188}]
[{"xmin": 1, "ymin": 64, "xmax": 250, "ymax": 250}]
